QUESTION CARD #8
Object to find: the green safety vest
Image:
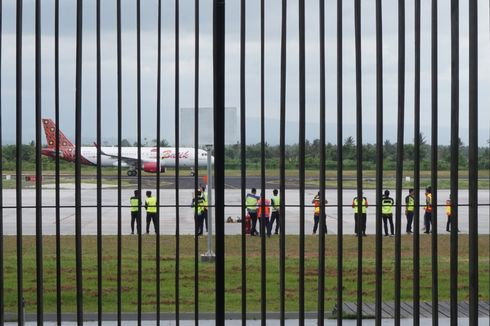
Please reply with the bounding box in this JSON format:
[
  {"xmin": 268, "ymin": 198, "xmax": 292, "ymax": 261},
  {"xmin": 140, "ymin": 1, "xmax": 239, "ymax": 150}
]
[
  {"xmin": 406, "ymin": 196, "xmax": 414, "ymax": 212},
  {"xmin": 193, "ymin": 196, "xmax": 207, "ymax": 215},
  {"xmin": 246, "ymin": 194, "xmax": 258, "ymax": 212},
  {"xmin": 353, "ymin": 197, "xmax": 367, "ymax": 214},
  {"xmin": 130, "ymin": 197, "xmax": 139, "ymax": 212},
  {"xmin": 271, "ymin": 195, "xmax": 280, "ymax": 212},
  {"xmin": 381, "ymin": 197, "xmax": 393, "ymax": 215},
  {"xmin": 146, "ymin": 196, "xmax": 158, "ymax": 213}
]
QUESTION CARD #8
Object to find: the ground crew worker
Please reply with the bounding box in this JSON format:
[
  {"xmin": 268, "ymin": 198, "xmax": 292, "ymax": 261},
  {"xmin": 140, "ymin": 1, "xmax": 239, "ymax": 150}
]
[
  {"xmin": 200, "ymin": 185, "xmax": 208, "ymax": 232},
  {"xmin": 257, "ymin": 194, "xmax": 271, "ymax": 237},
  {"xmin": 381, "ymin": 190, "xmax": 394, "ymax": 236},
  {"xmin": 246, "ymin": 188, "xmax": 260, "ymax": 236},
  {"xmin": 312, "ymin": 191, "xmax": 327, "ymax": 235},
  {"xmin": 130, "ymin": 190, "xmax": 141, "ymax": 234},
  {"xmin": 192, "ymin": 190, "xmax": 207, "ymax": 236},
  {"xmin": 268, "ymin": 189, "xmax": 281, "ymax": 235},
  {"xmin": 145, "ymin": 190, "xmax": 158, "ymax": 234},
  {"xmin": 445, "ymin": 194, "xmax": 459, "ymax": 232},
  {"xmin": 352, "ymin": 194, "xmax": 368, "ymax": 236},
  {"xmin": 405, "ymin": 188, "xmax": 415, "ymax": 234},
  {"xmin": 424, "ymin": 186, "xmax": 432, "ymax": 234}
]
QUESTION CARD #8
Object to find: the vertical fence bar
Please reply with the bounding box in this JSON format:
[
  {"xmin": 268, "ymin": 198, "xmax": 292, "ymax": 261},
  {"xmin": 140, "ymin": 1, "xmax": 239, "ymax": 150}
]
[
  {"xmin": 354, "ymin": 0, "xmax": 363, "ymax": 323},
  {"xmin": 279, "ymin": 0, "xmax": 287, "ymax": 324},
  {"xmin": 116, "ymin": 0, "xmax": 123, "ymax": 324},
  {"xmin": 156, "ymin": 0, "xmax": 162, "ymax": 323},
  {"xmin": 136, "ymin": 0, "xmax": 143, "ymax": 323},
  {"xmin": 213, "ymin": 0, "xmax": 226, "ymax": 324},
  {"xmin": 318, "ymin": 0, "xmax": 326, "ymax": 324},
  {"xmin": 374, "ymin": 0, "xmax": 383, "ymax": 324},
  {"xmin": 259, "ymin": 0, "xmax": 266, "ymax": 324},
  {"xmin": 394, "ymin": 0, "xmax": 406, "ymax": 324},
  {"xmin": 468, "ymin": 0, "xmax": 479, "ymax": 323},
  {"xmin": 174, "ymin": 0, "xmax": 180, "ymax": 323},
  {"xmin": 54, "ymin": 1, "xmax": 62, "ymax": 323},
  {"xmin": 15, "ymin": 0, "xmax": 23, "ymax": 324},
  {"xmin": 35, "ymin": 0, "xmax": 44, "ymax": 323},
  {"xmin": 96, "ymin": 0, "xmax": 103, "ymax": 324},
  {"xmin": 0, "ymin": 1, "xmax": 3, "ymax": 324},
  {"xmin": 430, "ymin": 0, "xmax": 439, "ymax": 323},
  {"xmin": 240, "ymin": 0, "xmax": 247, "ymax": 323},
  {"xmin": 298, "ymin": 0, "xmax": 306, "ymax": 323},
  {"xmin": 449, "ymin": 0, "xmax": 459, "ymax": 323},
  {"xmin": 75, "ymin": 0, "xmax": 84, "ymax": 323},
  {"xmin": 336, "ymin": 0, "xmax": 343, "ymax": 323},
  {"xmin": 413, "ymin": 0, "xmax": 421, "ymax": 324}
]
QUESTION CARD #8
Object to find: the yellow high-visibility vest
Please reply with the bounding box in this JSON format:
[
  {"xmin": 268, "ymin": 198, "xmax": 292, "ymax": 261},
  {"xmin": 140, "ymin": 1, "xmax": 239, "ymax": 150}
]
[
  {"xmin": 130, "ymin": 197, "xmax": 139, "ymax": 212},
  {"xmin": 146, "ymin": 196, "xmax": 158, "ymax": 213},
  {"xmin": 353, "ymin": 197, "xmax": 367, "ymax": 214}
]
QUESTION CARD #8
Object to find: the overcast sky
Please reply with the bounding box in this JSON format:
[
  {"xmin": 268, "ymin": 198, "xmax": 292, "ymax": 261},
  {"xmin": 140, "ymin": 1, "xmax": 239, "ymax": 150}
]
[{"xmin": 0, "ymin": 0, "xmax": 489, "ymax": 146}]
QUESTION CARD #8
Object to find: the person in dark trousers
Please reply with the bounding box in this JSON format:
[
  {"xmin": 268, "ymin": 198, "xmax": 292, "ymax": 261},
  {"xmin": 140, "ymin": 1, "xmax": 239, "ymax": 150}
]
[
  {"xmin": 246, "ymin": 188, "xmax": 260, "ymax": 236},
  {"xmin": 424, "ymin": 186, "xmax": 432, "ymax": 234},
  {"xmin": 405, "ymin": 188, "xmax": 415, "ymax": 234},
  {"xmin": 312, "ymin": 191, "xmax": 328, "ymax": 235},
  {"xmin": 445, "ymin": 194, "xmax": 459, "ymax": 232},
  {"xmin": 381, "ymin": 189, "xmax": 395, "ymax": 236},
  {"xmin": 130, "ymin": 190, "xmax": 141, "ymax": 234},
  {"xmin": 352, "ymin": 194, "xmax": 368, "ymax": 236},
  {"xmin": 145, "ymin": 190, "xmax": 158, "ymax": 234},
  {"xmin": 192, "ymin": 190, "xmax": 207, "ymax": 236},
  {"xmin": 200, "ymin": 185, "xmax": 208, "ymax": 232},
  {"xmin": 268, "ymin": 189, "xmax": 281, "ymax": 235}
]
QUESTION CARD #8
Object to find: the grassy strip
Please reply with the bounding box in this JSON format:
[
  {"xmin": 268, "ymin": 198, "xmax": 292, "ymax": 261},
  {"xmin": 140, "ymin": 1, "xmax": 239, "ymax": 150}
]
[{"xmin": 1, "ymin": 235, "xmax": 488, "ymax": 314}]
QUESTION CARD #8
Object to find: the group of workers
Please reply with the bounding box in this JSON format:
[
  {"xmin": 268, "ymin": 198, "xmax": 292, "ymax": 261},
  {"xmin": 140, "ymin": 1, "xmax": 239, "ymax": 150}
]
[{"xmin": 129, "ymin": 190, "xmax": 159, "ymax": 234}]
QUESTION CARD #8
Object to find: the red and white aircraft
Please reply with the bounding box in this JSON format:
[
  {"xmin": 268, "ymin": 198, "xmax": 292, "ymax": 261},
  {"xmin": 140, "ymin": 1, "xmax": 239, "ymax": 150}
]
[{"xmin": 41, "ymin": 118, "xmax": 211, "ymax": 176}]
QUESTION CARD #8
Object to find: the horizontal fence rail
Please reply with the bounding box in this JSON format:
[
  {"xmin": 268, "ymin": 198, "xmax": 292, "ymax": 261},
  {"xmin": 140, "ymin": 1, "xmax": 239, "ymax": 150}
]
[{"xmin": 0, "ymin": 0, "xmax": 488, "ymax": 325}]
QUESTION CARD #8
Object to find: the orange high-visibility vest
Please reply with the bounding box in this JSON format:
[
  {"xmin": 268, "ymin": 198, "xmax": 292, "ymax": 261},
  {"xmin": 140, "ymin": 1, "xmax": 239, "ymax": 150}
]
[
  {"xmin": 257, "ymin": 199, "xmax": 271, "ymax": 218},
  {"xmin": 425, "ymin": 193, "xmax": 433, "ymax": 213}
]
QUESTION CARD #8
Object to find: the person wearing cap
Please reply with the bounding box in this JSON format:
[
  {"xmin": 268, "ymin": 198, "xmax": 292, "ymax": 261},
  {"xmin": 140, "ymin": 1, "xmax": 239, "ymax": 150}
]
[
  {"xmin": 405, "ymin": 188, "xmax": 415, "ymax": 234},
  {"xmin": 129, "ymin": 190, "xmax": 141, "ymax": 234},
  {"xmin": 424, "ymin": 186, "xmax": 433, "ymax": 234},
  {"xmin": 268, "ymin": 189, "xmax": 281, "ymax": 235},
  {"xmin": 352, "ymin": 193, "xmax": 368, "ymax": 236},
  {"xmin": 257, "ymin": 193, "xmax": 271, "ymax": 237},
  {"xmin": 312, "ymin": 191, "xmax": 328, "ymax": 235},
  {"xmin": 381, "ymin": 189, "xmax": 395, "ymax": 236},
  {"xmin": 245, "ymin": 188, "xmax": 260, "ymax": 236}
]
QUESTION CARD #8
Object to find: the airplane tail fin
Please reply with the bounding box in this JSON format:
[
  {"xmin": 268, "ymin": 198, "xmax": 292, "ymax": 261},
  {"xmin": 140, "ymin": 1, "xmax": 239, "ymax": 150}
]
[{"xmin": 42, "ymin": 119, "xmax": 74, "ymax": 149}]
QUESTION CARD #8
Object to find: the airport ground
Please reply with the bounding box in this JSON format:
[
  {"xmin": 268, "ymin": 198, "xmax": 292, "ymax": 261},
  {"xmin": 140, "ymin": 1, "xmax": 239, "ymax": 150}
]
[{"xmin": 0, "ymin": 234, "xmax": 488, "ymax": 314}]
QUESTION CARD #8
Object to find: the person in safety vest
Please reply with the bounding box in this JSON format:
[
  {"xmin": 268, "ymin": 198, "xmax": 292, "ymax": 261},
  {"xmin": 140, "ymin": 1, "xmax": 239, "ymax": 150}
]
[
  {"xmin": 268, "ymin": 189, "xmax": 281, "ymax": 236},
  {"xmin": 130, "ymin": 190, "xmax": 141, "ymax": 234},
  {"xmin": 246, "ymin": 188, "xmax": 260, "ymax": 236},
  {"xmin": 381, "ymin": 189, "xmax": 394, "ymax": 236},
  {"xmin": 257, "ymin": 193, "xmax": 271, "ymax": 237},
  {"xmin": 200, "ymin": 185, "xmax": 209, "ymax": 232},
  {"xmin": 352, "ymin": 194, "xmax": 368, "ymax": 236},
  {"xmin": 424, "ymin": 186, "xmax": 433, "ymax": 234},
  {"xmin": 405, "ymin": 188, "xmax": 415, "ymax": 234},
  {"xmin": 145, "ymin": 190, "xmax": 158, "ymax": 234},
  {"xmin": 445, "ymin": 194, "xmax": 459, "ymax": 232},
  {"xmin": 312, "ymin": 191, "xmax": 328, "ymax": 235},
  {"xmin": 192, "ymin": 190, "xmax": 208, "ymax": 236}
]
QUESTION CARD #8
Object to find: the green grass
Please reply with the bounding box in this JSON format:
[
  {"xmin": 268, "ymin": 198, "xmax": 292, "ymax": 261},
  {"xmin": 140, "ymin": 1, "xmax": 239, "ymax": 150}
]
[{"xmin": 1, "ymin": 235, "xmax": 488, "ymax": 314}]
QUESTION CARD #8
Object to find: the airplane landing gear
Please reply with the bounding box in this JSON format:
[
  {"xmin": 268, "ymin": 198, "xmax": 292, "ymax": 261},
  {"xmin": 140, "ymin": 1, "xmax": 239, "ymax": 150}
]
[{"xmin": 127, "ymin": 170, "xmax": 138, "ymax": 177}]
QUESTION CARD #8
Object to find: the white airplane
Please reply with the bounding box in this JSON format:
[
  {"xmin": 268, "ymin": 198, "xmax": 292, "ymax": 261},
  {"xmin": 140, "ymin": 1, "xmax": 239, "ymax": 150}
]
[{"xmin": 41, "ymin": 118, "xmax": 212, "ymax": 176}]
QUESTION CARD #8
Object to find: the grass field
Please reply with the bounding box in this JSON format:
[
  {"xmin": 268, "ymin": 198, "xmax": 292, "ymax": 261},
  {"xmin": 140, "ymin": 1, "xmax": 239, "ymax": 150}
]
[{"xmin": 1, "ymin": 235, "xmax": 488, "ymax": 314}]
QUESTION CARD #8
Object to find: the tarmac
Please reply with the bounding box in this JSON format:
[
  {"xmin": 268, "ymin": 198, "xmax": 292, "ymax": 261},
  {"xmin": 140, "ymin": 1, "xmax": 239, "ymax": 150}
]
[{"xmin": 1, "ymin": 187, "xmax": 488, "ymax": 235}]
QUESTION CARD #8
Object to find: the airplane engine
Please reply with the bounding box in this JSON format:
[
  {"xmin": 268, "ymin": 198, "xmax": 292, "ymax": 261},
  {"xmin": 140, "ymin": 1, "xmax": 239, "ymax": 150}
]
[{"xmin": 142, "ymin": 162, "xmax": 165, "ymax": 173}]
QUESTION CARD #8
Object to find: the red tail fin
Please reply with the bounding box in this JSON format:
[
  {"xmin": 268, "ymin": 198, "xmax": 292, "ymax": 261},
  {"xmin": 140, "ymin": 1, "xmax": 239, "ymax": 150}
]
[{"xmin": 42, "ymin": 119, "xmax": 74, "ymax": 149}]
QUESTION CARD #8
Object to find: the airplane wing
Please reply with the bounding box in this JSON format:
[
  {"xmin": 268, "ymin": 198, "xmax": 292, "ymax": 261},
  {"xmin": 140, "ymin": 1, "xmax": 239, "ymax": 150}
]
[{"xmin": 94, "ymin": 143, "xmax": 148, "ymax": 167}]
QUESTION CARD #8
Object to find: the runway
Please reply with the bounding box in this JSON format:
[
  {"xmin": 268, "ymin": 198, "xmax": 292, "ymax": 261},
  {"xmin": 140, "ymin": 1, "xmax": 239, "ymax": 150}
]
[{"xmin": 1, "ymin": 187, "xmax": 488, "ymax": 235}]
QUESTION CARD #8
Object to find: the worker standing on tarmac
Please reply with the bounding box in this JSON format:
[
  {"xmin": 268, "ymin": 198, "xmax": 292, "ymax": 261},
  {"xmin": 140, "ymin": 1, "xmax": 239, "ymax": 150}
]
[
  {"xmin": 192, "ymin": 190, "xmax": 207, "ymax": 236},
  {"xmin": 381, "ymin": 190, "xmax": 395, "ymax": 236},
  {"xmin": 200, "ymin": 185, "xmax": 208, "ymax": 233},
  {"xmin": 312, "ymin": 191, "xmax": 328, "ymax": 235},
  {"xmin": 424, "ymin": 186, "xmax": 433, "ymax": 234},
  {"xmin": 405, "ymin": 188, "xmax": 415, "ymax": 234},
  {"xmin": 352, "ymin": 193, "xmax": 368, "ymax": 236},
  {"xmin": 246, "ymin": 188, "xmax": 260, "ymax": 236},
  {"xmin": 145, "ymin": 191, "xmax": 158, "ymax": 234},
  {"xmin": 268, "ymin": 189, "xmax": 281, "ymax": 235},
  {"xmin": 130, "ymin": 190, "xmax": 141, "ymax": 234},
  {"xmin": 257, "ymin": 193, "xmax": 271, "ymax": 237},
  {"xmin": 445, "ymin": 194, "xmax": 459, "ymax": 232}
]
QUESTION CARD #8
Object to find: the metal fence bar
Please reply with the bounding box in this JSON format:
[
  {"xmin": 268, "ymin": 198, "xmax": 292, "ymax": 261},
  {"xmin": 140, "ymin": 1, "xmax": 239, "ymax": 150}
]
[
  {"xmin": 413, "ymin": 1, "xmax": 421, "ymax": 324},
  {"xmin": 192, "ymin": 0, "xmax": 198, "ymax": 324},
  {"xmin": 75, "ymin": 0, "xmax": 84, "ymax": 323},
  {"xmin": 430, "ymin": 0, "xmax": 439, "ymax": 324},
  {"xmin": 336, "ymin": 0, "xmax": 343, "ymax": 323},
  {"xmin": 394, "ymin": 0, "xmax": 406, "ymax": 323},
  {"xmin": 0, "ymin": 1, "xmax": 3, "ymax": 324},
  {"xmin": 354, "ymin": 0, "xmax": 363, "ymax": 323},
  {"xmin": 213, "ymin": 1, "xmax": 226, "ymax": 324},
  {"xmin": 374, "ymin": 0, "xmax": 383, "ymax": 324},
  {"xmin": 298, "ymin": 0, "xmax": 306, "ymax": 323},
  {"xmin": 468, "ymin": 0, "xmax": 479, "ymax": 324},
  {"xmin": 318, "ymin": 0, "xmax": 326, "ymax": 323},
  {"xmin": 450, "ymin": 0, "xmax": 459, "ymax": 323},
  {"xmin": 15, "ymin": 1, "xmax": 24, "ymax": 325},
  {"xmin": 260, "ymin": 1, "xmax": 266, "ymax": 324},
  {"xmin": 96, "ymin": 0, "xmax": 103, "ymax": 324}
]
